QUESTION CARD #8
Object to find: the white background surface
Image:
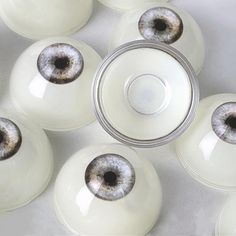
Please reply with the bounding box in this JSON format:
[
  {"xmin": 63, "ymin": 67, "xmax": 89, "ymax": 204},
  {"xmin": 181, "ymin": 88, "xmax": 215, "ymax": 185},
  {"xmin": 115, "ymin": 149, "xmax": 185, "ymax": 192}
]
[{"xmin": 0, "ymin": 0, "xmax": 235, "ymax": 235}]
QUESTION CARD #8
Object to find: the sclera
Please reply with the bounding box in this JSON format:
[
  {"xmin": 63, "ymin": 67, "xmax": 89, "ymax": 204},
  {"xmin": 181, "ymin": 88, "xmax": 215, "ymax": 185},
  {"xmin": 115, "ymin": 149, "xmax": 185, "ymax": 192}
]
[
  {"xmin": 175, "ymin": 94, "xmax": 236, "ymax": 191},
  {"xmin": 54, "ymin": 144, "xmax": 162, "ymax": 236},
  {"xmin": 216, "ymin": 196, "xmax": 236, "ymax": 236},
  {"xmin": 0, "ymin": 110, "xmax": 53, "ymax": 212},
  {"xmin": 98, "ymin": 0, "xmax": 168, "ymax": 11},
  {"xmin": 109, "ymin": 2, "xmax": 205, "ymax": 74},
  {"xmin": 0, "ymin": 0, "xmax": 93, "ymax": 40},
  {"xmin": 10, "ymin": 37, "xmax": 102, "ymax": 131}
]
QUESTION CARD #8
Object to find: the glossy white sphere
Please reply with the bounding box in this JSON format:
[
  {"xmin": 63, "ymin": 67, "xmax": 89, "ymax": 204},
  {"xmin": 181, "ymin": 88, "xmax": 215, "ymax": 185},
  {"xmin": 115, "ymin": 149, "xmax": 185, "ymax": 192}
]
[
  {"xmin": 0, "ymin": 0, "xmax": 93, "ymax": 40},
  {"xmin": 175, "ymin": 94, "xmax": 236, "ymax": 191},
  {"xmin": 0, "ymin": 109, "xmax": 53, "ymax": 212},
  {"xmin": 98, "ymin": 0, "xmax": 168, "ymax": 11},
  {"xmin": 54, "ymin": 144, "xmax": 162, "ymax": 236},
  {"xmin": 109, "ymin": 2, "xmax": 205, "ymax": 74},
  {"xmin": 216, "ymin": 196, "xmax": 236, "ymax": 236},
  {"xmin": 10, "ymin": 37, "xmax": 102, "ymax": 131}
]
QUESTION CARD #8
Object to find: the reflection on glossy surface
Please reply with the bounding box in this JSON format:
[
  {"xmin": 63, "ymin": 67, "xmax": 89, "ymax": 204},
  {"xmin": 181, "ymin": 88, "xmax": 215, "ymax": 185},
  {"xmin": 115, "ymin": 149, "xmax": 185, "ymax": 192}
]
[
  {"xmin": 54, "ymin": 144, "xmax": 162, "ymax": 236},
  {"xmin": 109, "ymin": 2, "xmax": 205, "ymax": 74},
  {"xmin": 175, "ymin": 94, "xmax": 236, "ymax": 191},
  {"xmin": 0, "ymin": 110, "xmax": 53, "ymax": 212},
  {"xmin": 10, "ymin": 37, "xmax": 102, "ymax": 131},
  {"xmin": 0, "ymin": 0, "xmax": 93, "ymax": 39},
  {"xmin": 216, "ymin": 196, "xmax": 236, "ymax": 236}
]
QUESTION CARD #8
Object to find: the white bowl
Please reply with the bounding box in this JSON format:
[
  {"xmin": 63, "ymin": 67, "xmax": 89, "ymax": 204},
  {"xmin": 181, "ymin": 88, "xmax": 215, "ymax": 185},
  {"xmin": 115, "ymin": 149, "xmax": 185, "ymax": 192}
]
[
  {"xmin": 0, "ymin": 0, "xmax": 93, "ymax": 40},
  {"xmin": 54, "ymin": 143, "xmax": 162, "ymax": 236},
  {"xmin": 93, "ymin": 40, "xmax": 199, "ymax": 148},
  {"xmin": 0, "ymin": 109, "xmax": 53, "ymax": 212},
  {"xmin": 176, "ymin": 94, "xmax": 236, "ymax": 191},
  {"xmin": 98, "ymin": 0, "xmax": 168, "ymax": 11},
  {"xmin": 10, "ymin": 37, "xmax": 102, "ymax": 131},
  {"xmin": 216, "ymin": 196, "xmax": 236, "ymax": 236},
  {"xmin": 109, "ymin": 2, "xmax": 205, "ymax": 74}
]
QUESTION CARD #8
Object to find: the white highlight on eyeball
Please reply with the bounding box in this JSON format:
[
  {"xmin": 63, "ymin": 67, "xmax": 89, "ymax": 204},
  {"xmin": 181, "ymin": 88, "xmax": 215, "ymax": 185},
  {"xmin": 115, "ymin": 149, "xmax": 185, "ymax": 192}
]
[
  {"xmin": 175, "ymin": 94, "xmax": 236, "ymax": 191},
  {"xmin": 0, "ymin": 0, "xmax": 93, "ymax": 39},
  {"xmin": 109, "ymin": 2, "xmax": 205, "ymax": 74},
  {"xmin": 10, "ymin": 37, "xmax": 102, "ymax": 131},
  {"xmin": 54, "ymin": 144, "xmax": 162, "ymax": 236},
  {"xmin": 0, "ymin": 110, "xmax": 53, "ymax": 212}
]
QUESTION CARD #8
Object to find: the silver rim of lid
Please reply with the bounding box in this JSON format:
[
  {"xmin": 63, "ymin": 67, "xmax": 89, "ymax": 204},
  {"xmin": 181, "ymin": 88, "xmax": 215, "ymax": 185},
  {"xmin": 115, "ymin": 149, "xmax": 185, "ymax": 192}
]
[{"xmin": 93, "ymin": 40, "xmax": 199, "ymax": 148}]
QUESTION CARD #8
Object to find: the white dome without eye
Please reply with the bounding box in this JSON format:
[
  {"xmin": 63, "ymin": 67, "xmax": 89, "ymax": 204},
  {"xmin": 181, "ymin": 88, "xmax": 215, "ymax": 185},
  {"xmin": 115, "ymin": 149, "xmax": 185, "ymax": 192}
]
[
  {"xmin": 216, "ymin": 196, "xmax": 236, "ymax": 236},
  {"xmin": 93, "ymin": 40, "xmax": 199, "ymax": 148},
  {"xmin": 175, "ymin": 94, "xmax": 236, "ymax": 191},
  {"xmin": 98, "ymin": 0, "xmax": 168, "ymax": 11},
  {"xmin": 0, "ymin": 109, "xmax": 53, "ymax": 212},
  {"xmin": 0, "ymin": 0, "xmax": 93, "ymax": 40},
  {"xmin": 10, "ymin": 37, "xmax": 102, "ymax": 131},
  {"xmin": 109, "ymin": 2, "xmax": 205, "ymax": 74},
  {"xmin": 54, "ymin": 144, "xmax": 162, "ymax": 236}
]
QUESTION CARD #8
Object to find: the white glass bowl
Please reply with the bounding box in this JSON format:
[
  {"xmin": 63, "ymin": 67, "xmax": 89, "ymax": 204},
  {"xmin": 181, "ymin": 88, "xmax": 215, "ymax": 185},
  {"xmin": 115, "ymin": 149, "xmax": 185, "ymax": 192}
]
[
  {"xmin": 93, "ymin": 40, "xmax": 199, "ymax": 148},
  {"xmin": 109, "ymin": 2, "xmax": 205, "ymax": 74},
  {"xmin": 0, "ymin": 0, "xmax": 93, "ymax": 40},
  {"xmin": 54, "ymin": 143, "xmax": 162, "ymax": 236},
  {"xmin": 10, "ymin": 37, "xmax": 102, "ymax": 131},
  {"xmin": 0, "ymin": 109, "xmax": 53, "ymax": 212},
  {"xmin": 175, "ymin": 94, "xmax": 236, "ymax": 191},
  {"xmin": 98, "ymin": 0, "xmax": 168, "ymax": 11},
  {"xmin": 216, "ymin": 196, "xmax": 236, "ymax": 236}
]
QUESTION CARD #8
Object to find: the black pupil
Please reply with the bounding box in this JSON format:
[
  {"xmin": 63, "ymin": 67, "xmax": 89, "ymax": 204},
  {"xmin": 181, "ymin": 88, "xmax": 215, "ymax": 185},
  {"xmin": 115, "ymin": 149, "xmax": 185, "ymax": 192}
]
[
  {"xmin": 103, "ymin": 171, "xmax": 117, "ymax": 186},
  {"xmin": 153, "ymin": 18, "xmax": 167, "ymax": 31},
  {"xmin": 54, "ymin": 57, "xmax": 70, "ymax": 70},
  {"xmin": 225, "ymin": 115, "xmax": 236, "ymax": 129},
  {"xmin": 0, "ymin": 131, "xmax": 4, "ymax": 143}
]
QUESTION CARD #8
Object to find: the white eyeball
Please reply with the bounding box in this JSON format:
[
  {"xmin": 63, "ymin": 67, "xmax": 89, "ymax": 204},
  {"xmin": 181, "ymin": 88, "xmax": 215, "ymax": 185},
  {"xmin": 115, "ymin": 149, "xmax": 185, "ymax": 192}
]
[
  {"xmin": 216, "ymin": 196, "xmax": 236, "ymax": 236},
  {"xmin": 54, "ymin": 144, "xmax": 162, "ymax": 236},
  {"xmin": 93, "ymin": 40, "xmax": 199, "ymax": 148},
  {"xmin": 98, "ymin": 0, "xmax": 168, "ymax": 11},
  {"xmin": 109, "ymin": 2, "xmax": 205, "ymax": 74},
  {"xmin": 10, "ymin": 37, "xmax": 102, "ymax": 131},
  {"xmin": 0, "ymin": 109, "xmax": 53, "ymax": 212},
  {"xmin": 175, "ymin": 94, "xmax": 236, "ymax": 191},
  {"xmin": 0, "ymin": 0, "xmax": 93, "ymax": 40}
]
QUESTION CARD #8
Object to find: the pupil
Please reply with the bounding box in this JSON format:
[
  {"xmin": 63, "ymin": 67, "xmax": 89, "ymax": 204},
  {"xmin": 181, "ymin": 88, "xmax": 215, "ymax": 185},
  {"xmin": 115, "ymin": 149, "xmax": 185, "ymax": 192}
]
[
  {"xmin": 54, "ymin": 57, "xmax": 70, "ymax": 70},
  {"xmin": 103, "ymin": 171, "xmax": 117, "ymax": 186},
  {"xmin": 225, "ymin": 115, "xmax": 236, "ymax": 129},
  {"xmin": 0, "ymin": 132, "xmax": 4, "ymax": 143},
  {"xmin": 153, "ymin": 18, "xmax": 167, "ymax": 31}
]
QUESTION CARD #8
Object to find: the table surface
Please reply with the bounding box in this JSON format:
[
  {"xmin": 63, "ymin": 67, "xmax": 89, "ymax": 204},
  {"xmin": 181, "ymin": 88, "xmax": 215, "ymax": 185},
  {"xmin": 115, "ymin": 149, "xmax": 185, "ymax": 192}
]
[{"xmin": 0, "ymin": 0, "xmax": 235, "ymax": 235}]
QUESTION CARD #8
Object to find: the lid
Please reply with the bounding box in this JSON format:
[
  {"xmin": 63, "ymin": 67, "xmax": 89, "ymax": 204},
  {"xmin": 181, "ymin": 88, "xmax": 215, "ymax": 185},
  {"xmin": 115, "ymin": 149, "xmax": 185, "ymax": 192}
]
[{"xmin": 93, "ymin": 40, "xmax": 199, "ymax": 148}]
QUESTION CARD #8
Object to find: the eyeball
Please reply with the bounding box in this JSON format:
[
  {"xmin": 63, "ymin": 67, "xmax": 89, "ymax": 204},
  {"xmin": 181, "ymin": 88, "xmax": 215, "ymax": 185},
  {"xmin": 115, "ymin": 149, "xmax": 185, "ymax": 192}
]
[
  {"xmin": 10, "ymin": 37, "xmax": 102, "ymax": 131},
  {"xmin": 0, "ymin": 0, "xmax": 93, "ymax": 40},
  {"xmin": 98, "ymin": 0, "xmax": 168, "ymax": 11},
  {"xmin": 216, "ymin": 196, "xmax": 236, "ymax": 236},
  {"xmin": 54, "ymin": 143, "xmax": 162, "ymax": 236},
  {"xmin": 175, "ymin": 94, "xmax": 236, "ymax": 191},
  {"xmin": 109, "ymin": 2, "xmax": 205, "ymax": 74},
  {"xmin": 0, "ymin": 109, "xmax": 53, "ymax": 212},
  {"xmin": 93, "ymin": 40, "xmax": 199, "ymax": 148}
]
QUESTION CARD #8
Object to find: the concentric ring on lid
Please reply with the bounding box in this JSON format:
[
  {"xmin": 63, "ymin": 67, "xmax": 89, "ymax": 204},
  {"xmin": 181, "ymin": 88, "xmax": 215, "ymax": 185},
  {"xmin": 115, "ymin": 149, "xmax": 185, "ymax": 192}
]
[{"xmin": 93, "ymin": 40, "xmax": 199, "ymax": 148}]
